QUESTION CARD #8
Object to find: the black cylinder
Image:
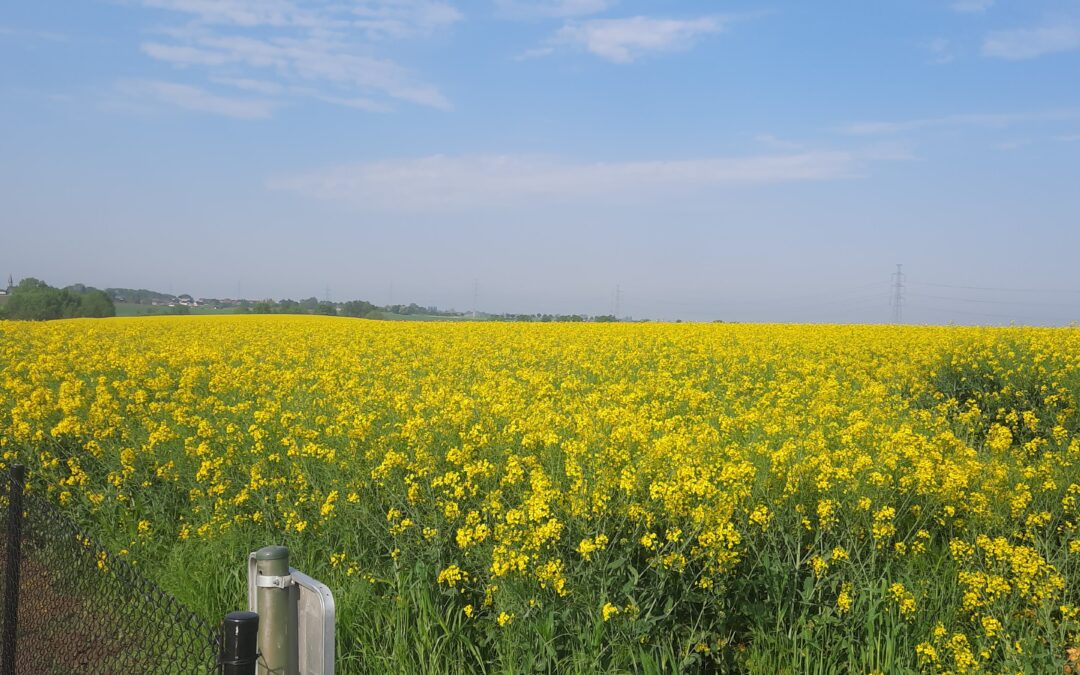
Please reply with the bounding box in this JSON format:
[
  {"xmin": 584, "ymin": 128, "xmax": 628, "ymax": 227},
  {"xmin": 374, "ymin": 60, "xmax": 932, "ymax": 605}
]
[{"xmin": 220, "ymin": 610, "xmax": 259, "ymax": 675}]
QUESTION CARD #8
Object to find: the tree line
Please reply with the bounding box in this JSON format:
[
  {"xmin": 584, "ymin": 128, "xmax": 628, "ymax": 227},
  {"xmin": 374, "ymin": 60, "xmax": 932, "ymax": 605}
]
[
  {"xmin": 0, "ymin": 279, "xmax": 115, "ymax": 320},
  {"xmin": 1, "ymin": 278, "xmax": 643, "ymax": 322}
]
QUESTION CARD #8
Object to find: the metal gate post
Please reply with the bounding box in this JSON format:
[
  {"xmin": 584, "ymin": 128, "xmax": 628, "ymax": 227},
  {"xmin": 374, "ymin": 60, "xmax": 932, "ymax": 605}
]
[
  {"xmin": 1, "ymin": 464, "xmax": 26, "ymax": 675},
  {"xmin": 221, "ymin": 610, "xmax": 259, "ymax": 675},
  {"xmin": 254, "ymin": 545, "xmax": 296, "ymax": 675}
]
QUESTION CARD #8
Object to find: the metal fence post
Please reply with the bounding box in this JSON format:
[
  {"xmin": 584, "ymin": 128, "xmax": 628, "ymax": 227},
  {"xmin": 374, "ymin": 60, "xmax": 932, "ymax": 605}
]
[
  {"xmin": 2, "ymin": 464, "xmax": 26, "ymax": 675},
  {"xmin": 254, "ymin": 545, "xmax": 295, "ymax": 675},
  {"xmin": 221, "ymin": 611, "xmax": 259, "ymax": 675}
]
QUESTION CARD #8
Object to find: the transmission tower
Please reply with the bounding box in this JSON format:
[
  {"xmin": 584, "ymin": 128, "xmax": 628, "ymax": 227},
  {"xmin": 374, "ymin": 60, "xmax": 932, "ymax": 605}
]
[
  {"xmin": 890, "ymin": 264, "xmax": 905, "ymax": 323},
  {"xmin": 472, "ymin": 279, "xmax": 478, "ymax": 319},
  {"xmin": 614, "ymin": 284, "xmax": 622, "ymax": 320}
]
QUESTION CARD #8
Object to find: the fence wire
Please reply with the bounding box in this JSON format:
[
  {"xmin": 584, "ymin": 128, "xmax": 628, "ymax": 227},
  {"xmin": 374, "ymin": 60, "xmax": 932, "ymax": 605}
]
[{"xmin": 1, "ymin": 467, "xmax": 220, "ymax": 674}]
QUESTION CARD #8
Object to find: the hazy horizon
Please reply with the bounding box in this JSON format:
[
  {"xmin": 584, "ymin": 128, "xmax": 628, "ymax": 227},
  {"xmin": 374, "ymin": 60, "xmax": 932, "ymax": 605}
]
[{"xmin": 3, "ymin": 1, "xmax": 1079, "ymax": 325}]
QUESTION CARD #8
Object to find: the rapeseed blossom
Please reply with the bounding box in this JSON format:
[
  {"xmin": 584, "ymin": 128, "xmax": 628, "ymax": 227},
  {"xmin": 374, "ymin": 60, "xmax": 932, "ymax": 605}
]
[{"xmin": 1, "ymin": 316, "xmax": 1079, "ymax": 670}]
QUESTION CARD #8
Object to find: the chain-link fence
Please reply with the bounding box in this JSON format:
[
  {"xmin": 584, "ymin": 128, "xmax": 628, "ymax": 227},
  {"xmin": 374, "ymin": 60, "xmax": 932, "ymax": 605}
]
[{"xmin": 1, "ymin": 465, "xmax": 221, "ymax": 674}]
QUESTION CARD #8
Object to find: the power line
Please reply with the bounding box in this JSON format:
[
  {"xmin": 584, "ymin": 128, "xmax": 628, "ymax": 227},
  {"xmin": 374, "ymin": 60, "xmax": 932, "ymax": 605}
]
[
  {"xmin": 891, "ymin": 264, "xmax": 905, "ymax": 323},
  {"xmin": 907, "ymin": 292, "xmax": 1077, "ymax": 308},
  {"xmin": 629, "ymin": 281, "xmax": 891, "ymax": 309},
  {"xmin": 911, "ymin": 281, "xmax": 1080, "ymax": 294},
  {"xmin": 908, "ymin": 304, "xmax": 1051, "ymax": 323}
]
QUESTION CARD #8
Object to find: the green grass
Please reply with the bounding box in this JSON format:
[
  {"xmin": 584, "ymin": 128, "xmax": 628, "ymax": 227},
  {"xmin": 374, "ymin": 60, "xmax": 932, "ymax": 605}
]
[
  {"xmin": 113, "ymin": 302, "xmax": 238, "ymax": 317},
  {"xmin": 374, "ymin": 311, "xmax": 473, "ymax": 321}
]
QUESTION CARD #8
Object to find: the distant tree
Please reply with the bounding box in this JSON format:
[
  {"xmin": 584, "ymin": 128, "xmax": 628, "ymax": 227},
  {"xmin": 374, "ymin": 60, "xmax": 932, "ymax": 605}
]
[
  {"xmin": 4, "ymin": 278, "xmax": 66, "ymax": 320},
  {"xmin": 253, "ymin": 300, "xmax": 274, "ymax": 314},
  {"xmin": 316, "ymin": 301, "xmax": 338, "ymax": 316},
  {"xmin": 79, "ymin": 289, "xmax": 116, "ymax": 318},
  {"xmin": 2, "ymin": 278, "xmax": 115, "ymax": 320},
  {"xmin": 342, "ymin": 300, "xmax": 377, "ymax": 317},
  {"xmin": 106, "ymin": 287, "xmax": 176, "ymax": 305}
]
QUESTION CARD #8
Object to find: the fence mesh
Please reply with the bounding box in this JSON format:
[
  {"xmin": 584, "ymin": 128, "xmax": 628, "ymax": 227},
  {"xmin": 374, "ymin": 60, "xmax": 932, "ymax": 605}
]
[{"xmin": 1, "ymin": 467, "xmax": 221, "ymax": 673}]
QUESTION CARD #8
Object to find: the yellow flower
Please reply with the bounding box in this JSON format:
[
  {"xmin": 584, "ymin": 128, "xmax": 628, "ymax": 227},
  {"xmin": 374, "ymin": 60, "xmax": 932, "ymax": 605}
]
[
  {"xmin": 836, "ymin": 582, "xmax": 853, "ymax": 614},
  {"xmin": 602, "ymin": 602, "xmax": 620, "ymax": 621},
  {"xmin": 888, "ymin": 582, "xmax": 916, "ymax": 619}
]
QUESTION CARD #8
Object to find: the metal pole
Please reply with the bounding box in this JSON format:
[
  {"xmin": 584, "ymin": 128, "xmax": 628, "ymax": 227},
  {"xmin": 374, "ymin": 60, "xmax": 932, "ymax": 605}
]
[
  {"xmin": 221, "ymin": 611, "xmax": 259, "ymax": 675},
  {"xmin": 2, "ymin": 464, "xmax": 26, "ymax": 675},
  {"xmin": 254, "ymin": 545, "xmax": 294, "ymax": 675}
]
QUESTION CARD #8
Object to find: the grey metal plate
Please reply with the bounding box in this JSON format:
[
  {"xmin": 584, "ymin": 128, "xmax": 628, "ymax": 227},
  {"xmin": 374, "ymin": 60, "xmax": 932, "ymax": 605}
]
[{"xmin": 248, "ymin": 553, "xmax": 336, "ymax": 675}]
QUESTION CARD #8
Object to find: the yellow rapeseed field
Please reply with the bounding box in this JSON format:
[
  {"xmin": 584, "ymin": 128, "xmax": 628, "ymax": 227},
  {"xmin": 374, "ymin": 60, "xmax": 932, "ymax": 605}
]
[{"xmin": 1, "ymin": 315, "xmax": 1078, "ymax": 673}]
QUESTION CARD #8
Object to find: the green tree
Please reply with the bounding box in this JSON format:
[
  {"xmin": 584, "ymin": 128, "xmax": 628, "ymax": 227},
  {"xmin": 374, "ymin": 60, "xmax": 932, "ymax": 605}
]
[
  {"xmin": 2, "ymin": 278, "xmax": 116, "ymax": 320},
  {"xmin": 79, "ymin": 289, "xmax": 116, "ymax": 318},
  {"xmin": 342, "ymin": 300, "xmax": 377, "ymax": 317}
]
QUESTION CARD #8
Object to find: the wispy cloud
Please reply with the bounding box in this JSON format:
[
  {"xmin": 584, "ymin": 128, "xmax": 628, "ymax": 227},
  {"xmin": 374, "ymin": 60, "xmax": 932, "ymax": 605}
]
[
  {"xmin": 125, "ymin": 0, "xmax": 459, "ymax": 115},
  {"xmin": 0, "ymin": 25, "xmax": 68, "ymax": 42},
  {"xmin": 117, "ymin": 79, "xmax": 278, "ymax": 118},
  {"xmin": 925, "ymin": 37, "xmax": 954, "ymax": 64},
  {"xmin": 270, "ymin": 151, "xmax": 864, "ymax": 211},
  {"xmin": 541, "ymin": 15, "xmax": 726, "ymax": 63},
  {"xmin": 982, "ymin": 19, "xmax": 1080, "ymax": 60},
  {"xmin": 994, "ymin": 139, "xmax": 1029, "ymax": 151},
  {"xmin": 841, "ymin": 109, "xmax": 1080, "ymax": 135},
  {"xmin": 950, "ymin": 0, "xmax": 993, "ymax": 14},
  {"xmin": 1056, "ymin": 134, "xmax": 1080, "ymax": 142},
  {"xmin": 753, "ymin": 134, "xmax": 806, "ymax": 151},
  {"xmin": 209, "ymin": 76, "xmax": 286, "ymax": 95},
  {"xmin": 494, "ymin": 0, "xmax": 615, "ymax": 19}
]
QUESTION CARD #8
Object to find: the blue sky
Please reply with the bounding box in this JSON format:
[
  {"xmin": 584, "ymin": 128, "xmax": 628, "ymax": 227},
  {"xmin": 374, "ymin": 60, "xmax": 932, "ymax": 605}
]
[{"xmin": 2, "ymin": 0, "xmax": 1079, "ymax": 323}]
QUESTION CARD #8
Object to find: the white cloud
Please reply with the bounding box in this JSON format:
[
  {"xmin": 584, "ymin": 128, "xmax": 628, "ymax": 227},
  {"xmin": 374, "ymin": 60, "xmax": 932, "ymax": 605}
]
[
  {"xmin": 142, "ymin": 42, "xmax": 229, "ymax": 66},
  {"xmin": 925, "ymin": 37, "xmax": 954, "ymax": 64},
  {"xmin": 126, "ymin": 0, "xmax": 459, "ymax": 114},
  {"xmin": 994, "ymin": 139, "xmax": 1029, "ymax": 151},
  {"xmin": 118, "ymin": 79, "xmax": 278, "ymax": 118},
  {"xmin": 950, "ymin": 0, "xmax": 993, "ymax": 14},
  {"xmin": 841, "ymin": 109, "xmax": 1080, "ymax": 135},
  {"xmin": 351, "ymin": 1, "xmax": 463, "ymax": 39},
  {"xmin": 210, "ymin": 76, "xmax": 286, "ymax": 95},
  {"xmin": 494, "ymin": 0, "xmax": 615, "ymax": 19},
  {"xmin": 269, "ymin": 152, "xmax": 861, "ymax": 211},
  {"xmin": 136, "ymin": 0, "xmax": 313, "ymax": 28},
  {"xmin": 982, "ymin": 21, "xmax": 1080, "ymax": 60},
  {"xmin": 552, "ymin": 15, "xmax": 725, "ymax": 63},
  {"xmin": 753, "ymin": 134, "xmax": 805, "ymax": 151},
  {"xmin": 0, "ymin": 26, "xmax": 68, "ymax": 42},
  {"xmin": 141, "ymin": 32, "xmax": 452, "ymax": 109}
]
